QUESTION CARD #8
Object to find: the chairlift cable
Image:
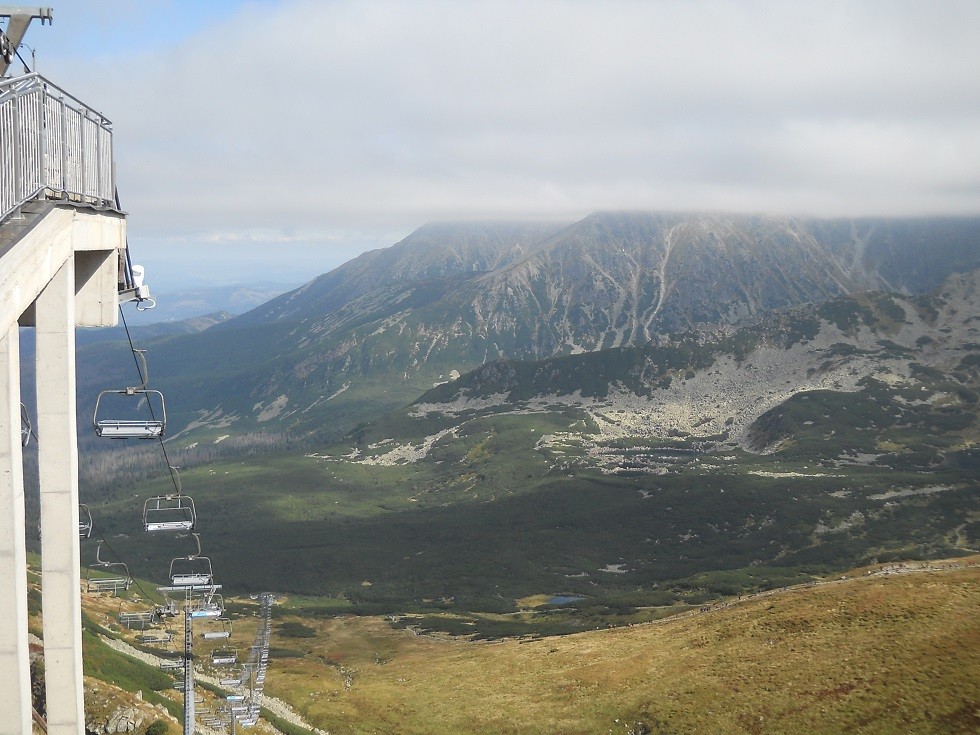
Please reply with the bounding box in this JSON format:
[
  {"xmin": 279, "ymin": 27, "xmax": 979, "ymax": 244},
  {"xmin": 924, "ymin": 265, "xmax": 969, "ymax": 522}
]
[
  {"xmin": 13, "ymin": 43, "xmax": 31, "ymax": 73},
  {"xmin": 118, "ymin": 304, "xmax": 182, "ymax": 496}
]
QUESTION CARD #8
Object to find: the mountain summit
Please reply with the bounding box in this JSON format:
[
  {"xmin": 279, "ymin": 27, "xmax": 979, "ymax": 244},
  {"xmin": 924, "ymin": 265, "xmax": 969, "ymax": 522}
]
[{"xmin": 78, "ymin": 212, "xmax": 980, "ymax": 442}]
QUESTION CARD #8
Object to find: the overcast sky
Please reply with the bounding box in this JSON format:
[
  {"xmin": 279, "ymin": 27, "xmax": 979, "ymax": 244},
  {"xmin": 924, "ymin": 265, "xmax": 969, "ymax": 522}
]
[{"xmin": 10, "ymin": 0, "xmax": 980, "ymax": 288}]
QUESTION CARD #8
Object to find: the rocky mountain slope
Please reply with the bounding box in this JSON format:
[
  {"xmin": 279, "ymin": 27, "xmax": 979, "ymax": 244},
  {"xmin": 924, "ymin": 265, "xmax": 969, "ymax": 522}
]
[
  {"xmin": 344, "ymin": 269, "xmax": 978, "ymax": 471},
  {"xmin": 76, "ymin": 213, "xmax": 980, "ymax": 445}
]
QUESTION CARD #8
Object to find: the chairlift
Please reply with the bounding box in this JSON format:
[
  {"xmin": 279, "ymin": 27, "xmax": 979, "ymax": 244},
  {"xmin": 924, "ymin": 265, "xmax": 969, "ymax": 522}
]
[
  {"xmin": 190, "ymin": 602, "xmax": 222, "ymax": 618},
  {"xmin": 138, "ymin": 630, "xmax": 174, "ymax": 644},
  {"xmin": 78, "ymin": 503, "xmax": 93, "ymax": 539},
  {"xmin": 168, "ymin": 533, "xmax": 214, "ymax": 587},
  {"xmin": 86, "ymin": 541, "xmax": 131, "ymax": 594},
  {"xmin": 212, "ymin": 647, "xmax": 237, "ymax": 666},
  {"xmin": 154, "ymin": 600, "xmax": 179, "ymax": 618},
  {"xmin": 202, "ymin": 616, "xmax": 232, "ymax": 640},
  {"xmin": 190, "ymin": 591, "xmax": 223, "ymax": 619},
  {"xmin": 143, "ymin": 482, "xmax": 196, "ymax": 532},
  {"xmin": 118, "ymin": 610, "xmax": 155, "ymax": 629},
  {"xmin": 20, "ymin": 403, "xmax": 31, "ymax": 446},
  {"xmin": 92, "ymin": 349, "xmax": 166, "ymax": 439}
]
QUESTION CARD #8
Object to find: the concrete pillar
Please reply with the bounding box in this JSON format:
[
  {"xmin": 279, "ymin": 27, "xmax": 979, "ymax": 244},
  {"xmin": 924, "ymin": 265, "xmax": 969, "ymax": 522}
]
[
  {"xmin": 36, "ymin": 256, "xmax": 85, "ymax": 735},
  {"xmin": 0, "ymin": 323, "xmax": 32, "ymax": 735}
]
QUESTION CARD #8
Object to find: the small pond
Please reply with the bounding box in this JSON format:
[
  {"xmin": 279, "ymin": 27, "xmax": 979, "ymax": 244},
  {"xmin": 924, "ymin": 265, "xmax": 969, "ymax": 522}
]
[{"xmin": 547, "ymin": 595, "xmax": 584, "ymax": 605}]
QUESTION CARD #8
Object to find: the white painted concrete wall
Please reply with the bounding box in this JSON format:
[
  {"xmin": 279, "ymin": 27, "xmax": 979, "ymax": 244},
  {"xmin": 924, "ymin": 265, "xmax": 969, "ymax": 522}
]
[{"xmin": 0, "ymin": 205, "xmax": 126, "ymax": 735}]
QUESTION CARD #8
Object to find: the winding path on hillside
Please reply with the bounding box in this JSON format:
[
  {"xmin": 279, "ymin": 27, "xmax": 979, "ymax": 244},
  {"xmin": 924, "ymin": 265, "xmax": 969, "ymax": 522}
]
[{"xmin": 97, "ymin": 636, "xmax": 328, "ymax": 735}]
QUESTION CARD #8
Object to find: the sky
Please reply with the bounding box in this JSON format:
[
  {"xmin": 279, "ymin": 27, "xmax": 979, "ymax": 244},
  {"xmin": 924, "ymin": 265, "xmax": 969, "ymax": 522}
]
[{"xmin": 7, "ymin": 0, "xmax": 980, "ymax": 289}]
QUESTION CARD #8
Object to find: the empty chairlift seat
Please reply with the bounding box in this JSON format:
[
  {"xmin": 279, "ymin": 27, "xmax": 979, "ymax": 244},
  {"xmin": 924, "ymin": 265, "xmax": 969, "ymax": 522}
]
[
  {"xmin": 169, "ymin": 533, "xmax": 214, "ymax": 587},
  {"xmin": 169, "ymin": 559, "xmax": 213, "ymax": 587},
  {"xmin": 201, "ymin": 617, "xmax": 232, "ymax": 639},
  {"xmin": 118, "ymin": 610, "xmax": 155, "ymax": 629},
  {"xmin": 86, "ymin": 542, "xmax": 131, "ymax": 594},
  {"xmin": 92, "ymin": 349, "xmax": 166, "ymax": 438},
  {"xmin": 143, "ymin": 494, "xmax": 196, "ymax": 532},
  {"xmin": 93, "ymin": 386, "xmax": 166, "ymax": 438},
  {"xmin": 138, "ymin": 630, "xmax": 174, "ymax": 644},
  {"xmin": 212, "ymin": 648, "xmax": 238, "ymax": 666}
]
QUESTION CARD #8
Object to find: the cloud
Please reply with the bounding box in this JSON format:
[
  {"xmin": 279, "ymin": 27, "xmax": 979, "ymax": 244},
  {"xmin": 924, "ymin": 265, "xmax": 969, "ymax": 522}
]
[{"xmin": 32, "ymin": 0, "xmax": 980, "ymax": 268}]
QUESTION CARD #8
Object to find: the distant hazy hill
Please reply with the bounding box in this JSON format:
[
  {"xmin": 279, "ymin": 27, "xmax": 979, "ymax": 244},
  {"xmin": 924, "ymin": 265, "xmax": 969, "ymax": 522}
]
[
  {"xmin": 75, "ymin": 213, "xmax": 980, "ymax": 444},
  {"xmin": 121, "ymin": 282, "xmax": 297, "ymax": 325}
]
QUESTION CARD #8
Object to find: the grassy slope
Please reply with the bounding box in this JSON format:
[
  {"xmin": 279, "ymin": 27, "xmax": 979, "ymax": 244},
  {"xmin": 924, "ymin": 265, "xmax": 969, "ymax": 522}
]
[
  {"xmin": 87, "ymin": 403, "xmax": 977, "ymax": 616},
  {"xmin": 265, "ymin": 559, "xmax": 979, "ymax": 735}
]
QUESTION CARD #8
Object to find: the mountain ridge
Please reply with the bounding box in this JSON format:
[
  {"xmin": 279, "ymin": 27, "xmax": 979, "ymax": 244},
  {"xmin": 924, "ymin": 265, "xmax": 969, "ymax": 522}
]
[{"xmin": 75, "ymin": 212, "xmax": 980, "ymax": 444}]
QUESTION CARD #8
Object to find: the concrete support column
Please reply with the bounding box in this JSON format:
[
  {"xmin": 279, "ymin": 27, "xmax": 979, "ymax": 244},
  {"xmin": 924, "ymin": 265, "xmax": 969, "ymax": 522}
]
[
  {"xmin": 0, "ymin": 323, "xmax": 32, "ymax": 735},
  {"xmin": 36, "ymin": 256, "xmax": 85, "ymax": 735}
]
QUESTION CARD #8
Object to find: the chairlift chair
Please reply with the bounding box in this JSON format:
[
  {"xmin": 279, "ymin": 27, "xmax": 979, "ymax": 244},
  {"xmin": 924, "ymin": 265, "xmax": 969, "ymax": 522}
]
[
  {"xmin": 93, "ymin": 387, "xmax": 166, "ymax": 438},
  {"xmin": 118, "ymin": 610, "xmax": 155, "ymax": 629},
  {"xmin": 190, "ymin": 602, "xmax": 222, "ymax": 618},
  {"xmin": 78, "ymin": 503, "xmax": 93, "ymax": 539},
  {"xmin": 170, "ymin": 556, "xmax": 214, "ymax": 587},
  {"xmin": 142, "ymin": 466, "xmax": 196, "ymax": 532},
  {"xmin": 138, "ymin": 630, "xmax": 173, "ymax": 644},
  {"xmin": 154, "ymin": 600, "xmax": 179, "ymax": 618},
  {"xmin": 92, "ymin": 350, "xmax": 166, "ymax": 439},
  {"xmin": 212, "ymin": 648, "xmax": 238, "ymax": 666},
  {"xmin": 202, "ymin": 616, "xmax": 232, "ymax": 640},
  {"xmin": 86, "ymin": 541, "xmax": 131, "ymax": 594},
  {"xmin": 143, "ymin": 494, "xmax": 196, "ymax": 532},
  {"xmin": 168, "ymin": 533, "xmax": 214, "ymax": 587},
  {"xmin": 190, "ymin": 591, "xmax": 223, "ymax": 619}
]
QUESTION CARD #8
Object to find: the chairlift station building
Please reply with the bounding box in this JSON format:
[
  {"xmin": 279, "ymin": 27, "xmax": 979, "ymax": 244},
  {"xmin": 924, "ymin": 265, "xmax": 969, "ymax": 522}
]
[{"xmin": 1, "ymin": 7, "xmax": 130, "ymax": 734}]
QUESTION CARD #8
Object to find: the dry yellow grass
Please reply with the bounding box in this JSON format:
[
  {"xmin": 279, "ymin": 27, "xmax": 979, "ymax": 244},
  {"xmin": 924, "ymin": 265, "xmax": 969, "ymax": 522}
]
[{"xmin": 265, "ymin": 559, "xmax": 979, "ymax": 735}]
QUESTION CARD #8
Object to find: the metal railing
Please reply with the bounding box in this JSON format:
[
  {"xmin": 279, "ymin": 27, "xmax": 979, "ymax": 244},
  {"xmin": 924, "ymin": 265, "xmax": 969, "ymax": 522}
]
[{"xmin": 0, "ymin": 72, "xmax": 115, "ymax": 223}]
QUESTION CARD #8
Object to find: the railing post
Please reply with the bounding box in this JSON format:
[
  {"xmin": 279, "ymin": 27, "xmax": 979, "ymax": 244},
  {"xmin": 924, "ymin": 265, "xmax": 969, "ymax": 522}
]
[
  {"xmin": 39, "ymin": 83, "xmax": 48, "ymax": 197},
  {"xmin": 12, "ymin": 96, "xmax": 22, "ymax": 207},
  {"xmin": 59, "ymin": 94, "xmax": 68, "ymax": 195},
  {"xmin": 79, "ymin": 111, "xmax": 87, "ymax": 203}
]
